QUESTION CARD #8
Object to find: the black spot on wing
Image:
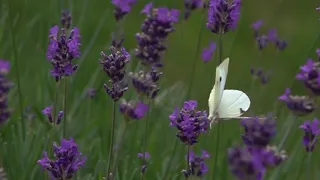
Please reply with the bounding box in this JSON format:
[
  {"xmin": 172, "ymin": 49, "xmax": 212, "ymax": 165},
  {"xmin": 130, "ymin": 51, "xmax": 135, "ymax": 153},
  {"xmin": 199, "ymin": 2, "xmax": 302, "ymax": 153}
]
[{"xmin": 219, "ymin": 77, "xmax": 222, "ymax": 82}]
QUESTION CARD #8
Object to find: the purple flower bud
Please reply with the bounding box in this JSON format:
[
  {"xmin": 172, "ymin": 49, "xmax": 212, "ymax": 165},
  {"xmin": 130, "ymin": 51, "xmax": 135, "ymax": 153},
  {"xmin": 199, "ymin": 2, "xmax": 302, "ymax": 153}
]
[
  {"xmin": 104, "ymin": 81, "xmax": 128, "ymax": 101},
  {"xmin": 184, "ymin": 150, "xmax": 210, "ymax": 177},
  {"xmin": 184, "ymin": 0, "xmax": 203, "ymax": 20},
  {"xmin": 137, "ymin": 152, "xmax": 150, "ymax": 159},
  {"xmin": 206, "ymin": 0, "xmax": 241, "ymax": 34},
  {"xmin": 278, "ymin": 88, "xmax": 315, "ymax": 116},
  {"xmin": 112, "ymin": 0, "xmax": 137, "ymax": 21},
  {"xmin": 56, "ymin": 111, "xmax": 64, "ymax": 124},
  {"xmin": 256, "ymin": 35, "xmax": 269, "ymax": 50},
  {"xmin": 129, "ymin": 70, "xmax": 160, "ymax": 99},
  {"xmin": 37, "ymin": 138, "xmax": 86, "ymax": 179},
  {"xmin": 0, "ymin": 60, "xmax": 12, "ymax": 125},
  {"xmin": 169, "ymin": 100, "xmax": 209, "ymax": 146},
  {"xmin": 300, "ymin": 119, "xmax": 320, "ymax": 152},
  {"xmin": 251, "ymin": 20, "xmax": 263, "ymax": 38},
  {"xmin": 60, "ymin": 10, "xmax": 72, "ymax": 29},
  {"xmin": 201, "ymin": 41, "xmax": 216, "ymax": 62},
  {"xmin": 119, "ymin": 100, "xmax": 149, "ymax": 120}
]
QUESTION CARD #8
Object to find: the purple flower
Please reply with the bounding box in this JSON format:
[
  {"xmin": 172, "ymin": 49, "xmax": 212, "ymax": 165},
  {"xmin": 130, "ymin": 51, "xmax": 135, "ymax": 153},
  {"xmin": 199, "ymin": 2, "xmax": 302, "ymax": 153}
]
[
  {"xmin": 300, "ymin": 119, "xmax": 320, "ymax": 152},
  {"xmin": 42, "ymin": 105, "xmax": 64, "ymax": 124},
  {"xmin": 100, "ymin": 46, "xmax": 130, "ymax": 101},
  {"xmin": 201, "ymin": 41, "xmax": 216, "ymax": 62},
  {"xmin": 112, "ymin": 0, "xmax": 137, "ymax": 21},
  {"xmin": 37, "ymin": 138, "xmax": 86, "ymax": 179},
  {"xmin": 0, "ymin": 60, "xmax": 12, "ymax": 125},
  {"xmin": 135, "ymin": 3, "xmax": 180, "ymax": 66},
  {"xmin": 251, "ymin": 20, "xmax": 263, "ymax": 31},
  {"xmin": 46, "ymin": 25, "xmax": 81, "ymax": 82},
  {"xmin": 228, "ymin": 146, "xmax": 287, "ymax": 180},
  {"xmin": 119, "ymin": 100, "xmax": 149, "ymax": 120},
  {"xmin": 184, "ymin": 0, "xmax": 203, "ymax": 19},
  {"xmin": 241, "ymin": 115, "xmax": 276, "ymax": 148},
  {"xmin": 183, "ymin": 150, "xmax": 210, "ymax": 177},
  {"xmin": 169, "ymin": 100, "xmax": 210, "ymax": 146},
  {"xmin": 278, "ymin": 88, "xmax": 315, "ymax": 116},
  {"xmin": 137, "ymin": 152, "xmax": 150, "ymax": 159},
  {"xmin": 206, "ymin": 0, "xmax": 241, "ymax": 34},
  {"xmin": 267, "ymin": 28, "xmax": 277, "ymax": 42},
  {"xmin": 129, "ymin": 70, "xmax": 161, "ymax": 99},
  {"xmin": 255, "ymin": 34, "xmax": 269, "ymax": 50},
  {"xmin": 296, "ymin": 58, "xmax": 320, "ymax": 95}
]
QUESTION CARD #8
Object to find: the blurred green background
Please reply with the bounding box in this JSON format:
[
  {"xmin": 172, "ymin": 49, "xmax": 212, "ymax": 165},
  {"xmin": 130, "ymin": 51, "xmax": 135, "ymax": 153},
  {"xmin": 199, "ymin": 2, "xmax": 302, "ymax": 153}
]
[{"xmin": 1, "ymin": 0, "xmax": 320, "ymax": 179}]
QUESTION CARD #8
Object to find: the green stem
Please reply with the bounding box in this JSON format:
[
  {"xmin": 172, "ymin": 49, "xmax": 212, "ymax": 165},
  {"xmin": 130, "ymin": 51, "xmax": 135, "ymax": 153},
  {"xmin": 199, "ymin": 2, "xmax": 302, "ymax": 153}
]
[
  {"xmin": 163, "ymin": 140, "xmax": 178, "ymax": 179},
  {"xmin": 186, "ymin": 145, "xmax": 190, "ymax": 180},
  {"xmin": 107, "ymin": 101, "xmax": 116, "ymax": 180},
  {"xmin": 63, "ymin": 78, "xmax": 68, "ymax": 137},
  {"xmin": 141, "ymin": 100, "xmax": 151, "ymax": 180},
  {"xmin": 212, "ymin": 34, "xmax": 223, "ymax": 179},
  {"xmin": 307, "ymin": 152, "xmax": 312, "ymax": 180},
  {"xmin": 186, "ymin": 11, "xmax": 206, "ymax": 98},
  {"xmin": 53, "ymin": 82, "xmax": 60, "ymax": 125},
  {"xmin": 8, "ymin": 0, "xmax": 26, "ymax": 141}
]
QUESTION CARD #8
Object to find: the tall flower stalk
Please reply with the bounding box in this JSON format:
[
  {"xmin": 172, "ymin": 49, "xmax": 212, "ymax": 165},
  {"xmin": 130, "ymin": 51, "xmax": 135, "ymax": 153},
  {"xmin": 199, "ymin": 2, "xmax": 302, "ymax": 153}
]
[{"xmin": 99, "ymin": 46, "xmax": 130, "ymax": 179}]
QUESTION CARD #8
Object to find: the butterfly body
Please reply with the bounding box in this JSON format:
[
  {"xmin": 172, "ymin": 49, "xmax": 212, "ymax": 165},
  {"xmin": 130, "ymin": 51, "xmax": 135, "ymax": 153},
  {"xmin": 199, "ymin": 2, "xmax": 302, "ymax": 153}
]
[{"xmin": 208, "ymin": 58, "xmax": 251, "ymax": 127}]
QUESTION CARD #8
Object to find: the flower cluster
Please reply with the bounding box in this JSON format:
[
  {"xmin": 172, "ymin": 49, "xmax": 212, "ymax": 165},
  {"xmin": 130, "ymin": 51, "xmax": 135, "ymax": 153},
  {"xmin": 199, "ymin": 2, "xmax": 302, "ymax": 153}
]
[
  {"xmin": 135, "ymin": 3, "xmax": 180, "ymax": 67},
  {"xmin": 299, "ymin": 119, "xmax": 320, "ymax": 152},
  {"xmin": 112, "ymin": 0, "xmax": 137, "ymax": 21},
  {"xmin": 183, "ymin": 0, "xmax": 203, "ymax": 20},
  {"xmin": 250, "ymin": 67, "xmax": 271, "ymax": 85},
  {"xmin": 206, "ymin": 0, "xmax": 241, "ymax": 34},
  {"xmin": 46, "ymin": 24, "xmax": 81, "ymax": 82},
  {"xmin": 99, "ymin": 46, "xmax": 131, "ymax": 101},
  {"xmin": 0, "ymin": 60, "xmax": 12, "ymax": 125},
  {"xmin": 278, "ymin": 88, "xmax": 315, "ymax": 116},
  {"xmin": 42, "ymin": 105, "xmax": 64, "ymax": 124},
  {"xmin": 228, "ymin": 115, "xmax": 287, "ymax": 179},
  {"xmin": 119, "ymin": 99, "xmax": 149, "ymax": 120},
  {"xmin": 37, "ymin": 138, "xmax": 86, "ymax": 179},
  {"xmin": 183, "ymin": 150, "xmax": 210, "ymax": 178},
  {"xmin": 296, "ymin": 58, "xmax": 320, "ymax": 95},
  {"xmin": 129, "ymin": 69, "xmax": 162, "ymax": 99},
  {"xmin": 250, "ymin": 20, "xmax": 287, "ymax": 51},
  {"xmin": 169, "ymin": 100, "xmax": 210, "ymax": 146}
]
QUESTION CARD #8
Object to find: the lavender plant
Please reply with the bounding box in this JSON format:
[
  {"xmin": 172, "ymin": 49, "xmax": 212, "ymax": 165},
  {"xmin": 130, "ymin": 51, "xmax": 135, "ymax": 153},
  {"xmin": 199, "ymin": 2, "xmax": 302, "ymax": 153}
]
[{"xmin": 0, "ymin": 60, "xmax": 12, "ymax": 125}]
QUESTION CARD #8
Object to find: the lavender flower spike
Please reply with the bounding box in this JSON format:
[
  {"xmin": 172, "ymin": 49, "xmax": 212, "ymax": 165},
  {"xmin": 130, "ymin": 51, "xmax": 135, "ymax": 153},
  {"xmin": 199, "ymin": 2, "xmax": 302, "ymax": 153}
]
[
  {"xmin": 37, "ymin": 138, "xmax": 86, "ymax": 179},
  {"xmin": 206, "ymin": 0, "xmax": 241, "ymax": 34},
  {"xmin": 42, "ymin": 105, "xmax": 64, "ymax": 124},
  {"xmin": 0, "ymin": 59, "xmax": 12, "ymax": 125},
  {"xmin": 184, "ymin": 0, "xmax": 203, "ymax": 20},
  {"xmin": 129, "ymin": 70, "xmax": 161, "ymax": 99},
  {"xmin": 300, "ymin": 119, "xmax": 320, "ymax": 152},
  {"xmin": 296, "ymin": 58, "xmax": 320, "ymax": 95},
  {"xmin": 46, "ymin": 24, "xmax": 81, "ymax": 82},
  {"xmin": 169, "ymin": 100, "xmax": 210, "ymax": 146},
  {"xmin": 278, "ymin": 88, "xmax": 315, "ymax": 116}
]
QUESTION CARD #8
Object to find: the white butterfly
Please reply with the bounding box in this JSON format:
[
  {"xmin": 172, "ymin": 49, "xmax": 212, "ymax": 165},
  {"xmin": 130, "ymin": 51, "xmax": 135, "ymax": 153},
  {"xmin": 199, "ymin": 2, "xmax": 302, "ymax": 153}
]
[{"xmin": 208, "ymin": 57, "xmax": 251, "ymax": 127}]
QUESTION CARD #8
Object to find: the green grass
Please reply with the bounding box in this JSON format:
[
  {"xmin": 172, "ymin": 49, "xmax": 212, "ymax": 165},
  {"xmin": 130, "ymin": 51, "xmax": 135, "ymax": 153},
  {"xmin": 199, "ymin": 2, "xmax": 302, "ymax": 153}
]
[{"xmin": 1, "ymin": 0, "xmax": 320, "ymax": 179}]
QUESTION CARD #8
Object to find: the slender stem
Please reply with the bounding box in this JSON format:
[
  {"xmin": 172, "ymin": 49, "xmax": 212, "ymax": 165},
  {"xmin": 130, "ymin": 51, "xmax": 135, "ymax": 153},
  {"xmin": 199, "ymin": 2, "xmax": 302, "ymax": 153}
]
[
  {"xmin": 186, "ymin": 11, "xmax": 206, "ymax": 98},
  {"xmin": 53, "ymin": 82, "xmax": 60, "ymax": 125},
  {"xmin": 163, "ymin": 140, "xmax": 178, "ymax": 179},
  {"xmin": 307, "ymin": 152, "xmax": 312, "ymax": 180},
  {"xmin": 186, "ymin": 146, "xmax": 190, "ymax": 180},
  {"xmin": 278, "ymin": 115, "xmax": 296, "ymax": 150},
  {"xmin": 107, "ymin": 101, "xmax": 116, "ymax": 180},
  {"xmin": 212, "ymin": 33, "xmax": 223, "ymax": 179},
  {"xmin": 8, "ymin": 0, "xmax": 26, "ymax": 141},
  {"xmin": 141, "ymin": 100, "xmax": 151, "ymax": 180},
  {"xmin": 63, "ymin": 78, "xmax": 68, "ymax": 137}
]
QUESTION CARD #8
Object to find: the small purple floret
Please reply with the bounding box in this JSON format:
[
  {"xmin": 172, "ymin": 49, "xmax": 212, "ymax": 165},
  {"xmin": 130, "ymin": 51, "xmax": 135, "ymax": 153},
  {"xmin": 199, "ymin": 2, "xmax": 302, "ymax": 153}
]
[
  {"xmin": 201, "ymin": 41, "xmax": 216, "ymax": 62},
  {"xmin": 300, "ymin": 119, "xmax": 320, "ymax": 152}
]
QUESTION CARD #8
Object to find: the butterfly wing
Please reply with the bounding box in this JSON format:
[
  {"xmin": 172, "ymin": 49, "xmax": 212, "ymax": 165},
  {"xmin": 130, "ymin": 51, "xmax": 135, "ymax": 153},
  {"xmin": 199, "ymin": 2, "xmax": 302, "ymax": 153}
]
[
  {"xmin": 217, "ymin": 89, "xmax": 251, "ymax": 119},
  {"xmin": 208, "ymin": 58, "xmax": 230, "ymax": 119}
]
